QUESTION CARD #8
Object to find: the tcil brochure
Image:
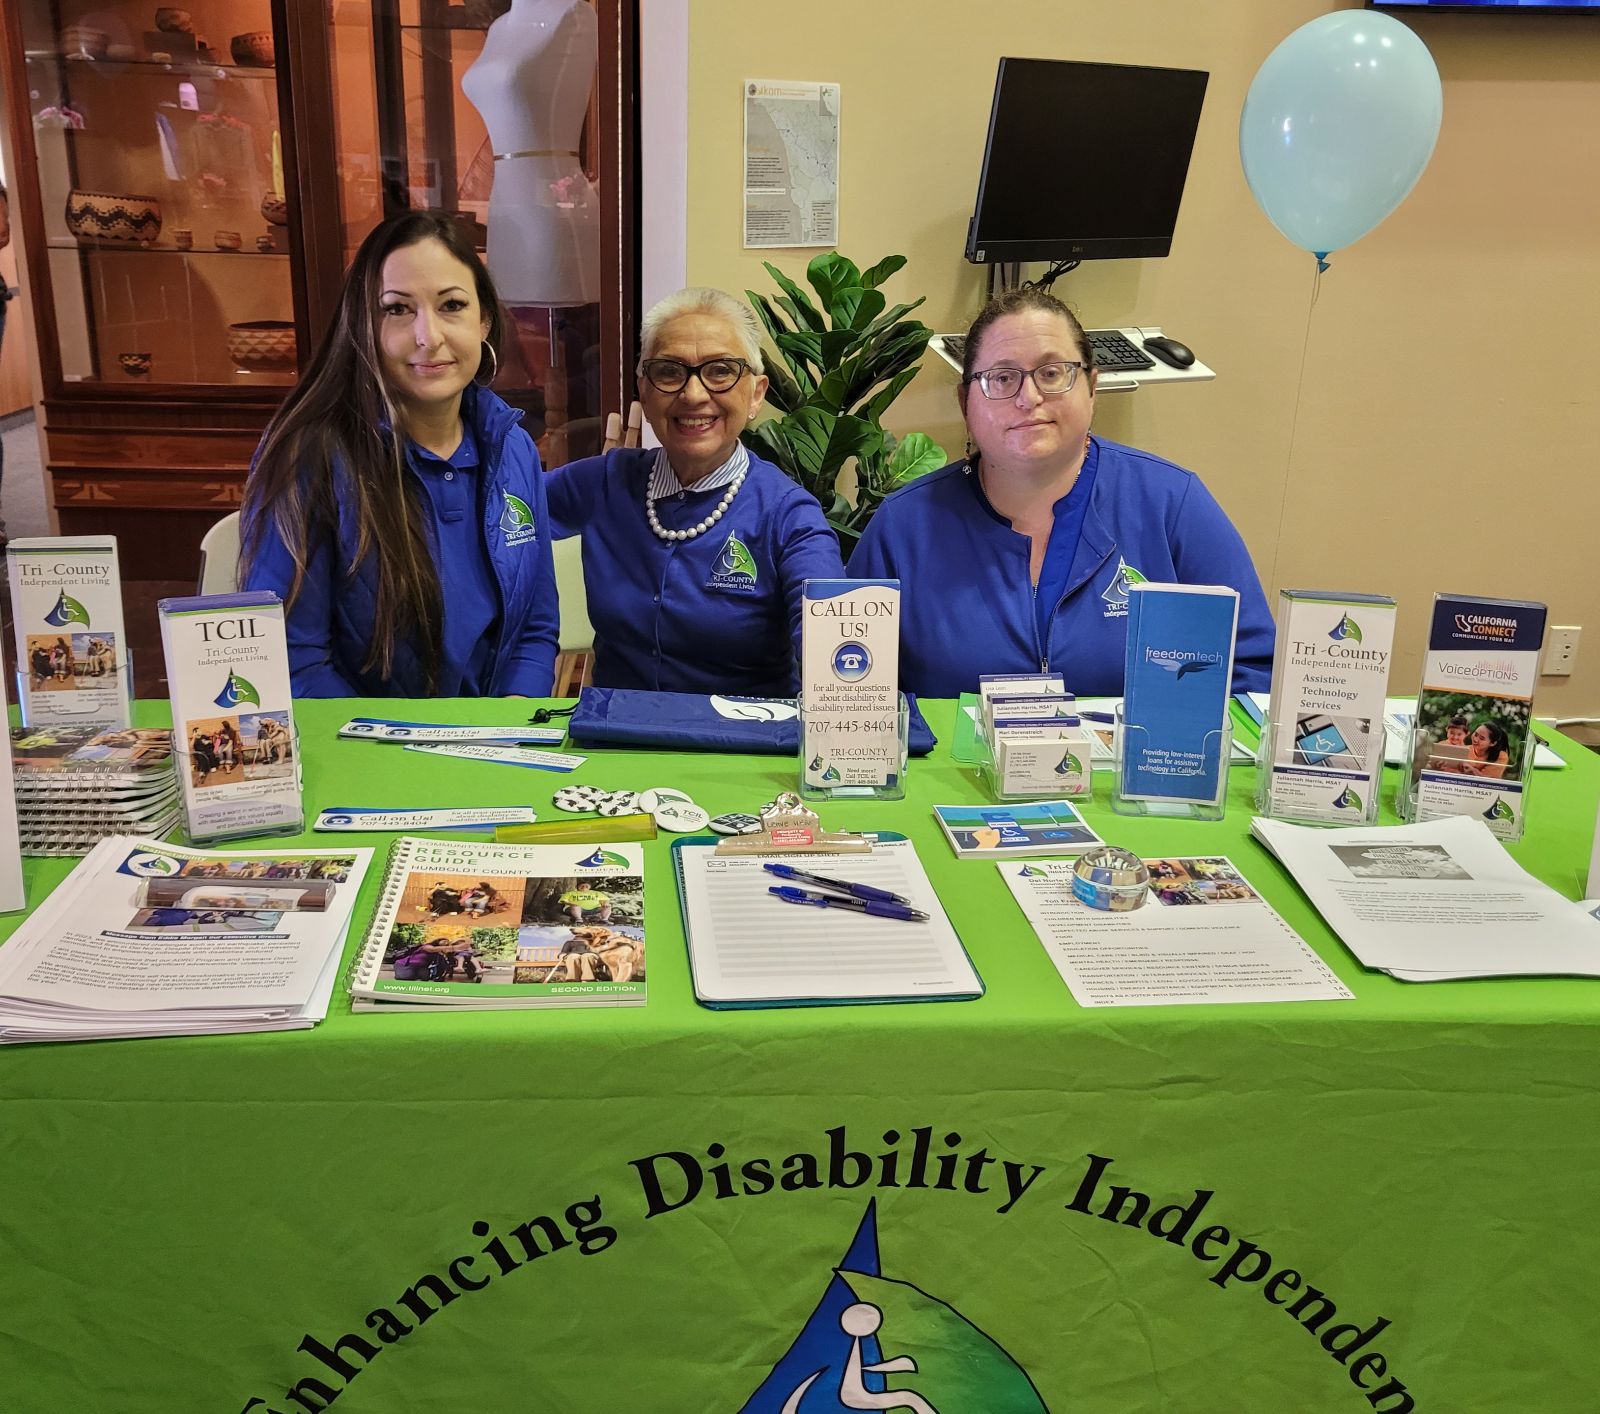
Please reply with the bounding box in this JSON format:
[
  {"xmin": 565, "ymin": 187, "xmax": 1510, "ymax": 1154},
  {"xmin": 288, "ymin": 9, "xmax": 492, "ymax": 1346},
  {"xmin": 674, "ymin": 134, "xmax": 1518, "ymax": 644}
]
[
  {"xmin": 1001, "ymin": 856, "xmax": 1351, "ymax": 1008},
  {"xmin": 7, "ymin": 536, "xmax": 132, "ymax": 730},
  {"xmin": 1120, "ymin": 583, "xmax": 1238, "ymax": 803},
  {"xmin": 1406, "ymin": 593, "xmax": 1547, "ymax": 841},
  {"xmin": 1258, "ymin": 590, "xmax": 1396, "ymax": 825},
  {"xmin": 159, "ymin": 592, "xmax": 304, "ymax": 844},
  {"xmin": 800, "ymin": 579, "xmax": 901, "ymax": 790}
]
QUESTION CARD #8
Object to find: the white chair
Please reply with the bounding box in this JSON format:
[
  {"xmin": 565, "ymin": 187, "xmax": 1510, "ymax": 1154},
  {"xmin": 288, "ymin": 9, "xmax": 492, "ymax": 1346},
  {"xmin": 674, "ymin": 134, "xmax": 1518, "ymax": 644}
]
[
  {"xmin": 552, "ymin": 535, "xmax": 593, "ymax": 697},
  {"xmin": 547, "ymin": 403, "xmax": 639, "ymax": 694},
  {"xmin": 197, "ymin": 510, "xmax": 242, "ymax": 594}
]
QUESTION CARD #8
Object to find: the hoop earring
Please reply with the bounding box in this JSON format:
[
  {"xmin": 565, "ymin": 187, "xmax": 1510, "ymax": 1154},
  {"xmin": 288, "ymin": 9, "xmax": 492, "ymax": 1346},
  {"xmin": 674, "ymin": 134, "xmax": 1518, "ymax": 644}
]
[{"xmin": 475, "ymin": 341, "xmax": 499, "ymax": 387}]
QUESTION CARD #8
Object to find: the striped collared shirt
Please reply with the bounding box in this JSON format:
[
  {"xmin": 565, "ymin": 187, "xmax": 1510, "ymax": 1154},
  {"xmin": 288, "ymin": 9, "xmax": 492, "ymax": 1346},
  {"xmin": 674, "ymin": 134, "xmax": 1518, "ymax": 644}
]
[{"xmin": 648, "ymin": 443, "xmax": 749, "ymax": 501}]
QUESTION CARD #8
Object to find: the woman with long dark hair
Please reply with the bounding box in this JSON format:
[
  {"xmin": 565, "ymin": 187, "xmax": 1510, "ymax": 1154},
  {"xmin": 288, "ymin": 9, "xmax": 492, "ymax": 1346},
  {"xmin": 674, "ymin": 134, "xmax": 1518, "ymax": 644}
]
[
  {"xmin": 241, "ymin": 211, "xmax": 557, "ymax": 696},
  {"xmin": 1462, "ymin": 719, "xmax": 1512, "ymax": 779}
]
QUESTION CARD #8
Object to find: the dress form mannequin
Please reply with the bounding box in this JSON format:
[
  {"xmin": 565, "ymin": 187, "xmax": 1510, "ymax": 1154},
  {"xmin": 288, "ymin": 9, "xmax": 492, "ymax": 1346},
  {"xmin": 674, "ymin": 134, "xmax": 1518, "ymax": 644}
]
[{"xmin": 461, "ymin": 0, "xmax": 601, "ymax": 307}]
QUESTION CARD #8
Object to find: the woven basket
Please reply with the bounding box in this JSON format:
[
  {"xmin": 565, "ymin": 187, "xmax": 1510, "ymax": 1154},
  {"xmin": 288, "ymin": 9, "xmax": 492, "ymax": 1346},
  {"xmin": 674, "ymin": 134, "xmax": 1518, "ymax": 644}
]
[{"xmin": 65, "ymin": 190, "xmax": 162, "ymax": 245}]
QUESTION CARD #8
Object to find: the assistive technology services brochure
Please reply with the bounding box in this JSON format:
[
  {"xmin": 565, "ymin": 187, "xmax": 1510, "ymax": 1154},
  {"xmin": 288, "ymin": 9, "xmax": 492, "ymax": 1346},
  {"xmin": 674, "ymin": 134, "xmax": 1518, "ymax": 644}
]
[
  {"xmin": 7, "ymin": 536, "xmax": 132, "ymax": 730},
  {"xmin": 1409, "ymin": 593, "xmax": 1547, "ymax": 840},
  {"xmin": 159, "ymin": 592, "xmax": 304, "ymax": 843},
  {"xmin": 1120, "ymin": 583, "xmax": 1238, "ymax": 803},
  {"xmin": 800, "ymin": 579, "xmax": 901, "ymax": 789},
  {"xmin": 1260, "ymin": 591, "xmax": 1396, "ymax": 825}
]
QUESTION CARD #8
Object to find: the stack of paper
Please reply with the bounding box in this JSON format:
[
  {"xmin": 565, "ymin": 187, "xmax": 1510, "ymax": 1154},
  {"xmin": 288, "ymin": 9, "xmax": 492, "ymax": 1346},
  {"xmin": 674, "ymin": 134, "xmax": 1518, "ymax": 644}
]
[
  {"xmin": 10, "ymin": 726, "xmax": 179, "ymax": 855},
  {"xmin": 1251, "ymin": 815, "xmax": 1599, "ymax": 980},
  {"xmin": 0, "ymin": 837, "xmax": 373, "ymax": 1042},
  {"xmin": 1001, "ymin": 855, "xmax": 1352, "ymax": 1008}
]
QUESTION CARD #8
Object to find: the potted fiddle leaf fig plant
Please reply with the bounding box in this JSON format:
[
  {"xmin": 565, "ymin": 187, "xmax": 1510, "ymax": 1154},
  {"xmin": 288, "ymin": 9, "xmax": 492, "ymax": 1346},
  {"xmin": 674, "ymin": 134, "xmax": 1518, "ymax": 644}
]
[{"xmin": 742, "ymin": 251, "xmax": 947, "ymax": 549}]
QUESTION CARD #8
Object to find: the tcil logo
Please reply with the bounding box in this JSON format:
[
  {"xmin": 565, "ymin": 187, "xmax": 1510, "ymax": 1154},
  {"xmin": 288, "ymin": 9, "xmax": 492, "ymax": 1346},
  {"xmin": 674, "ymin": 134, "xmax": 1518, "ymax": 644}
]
[
  {"xmin": 214, "ymin": 670, "xmax": 262, "ymax": 710},
  {"xmin": 575, "ymin": 848, "xmax": 628, "ymax": 869},
  {"xmin": 831, "ymin": 642, "xmax": 872, "ymax": 682},
  {"xmin": 500, "ymin": 493, "xmax": 537, "ymax": 547},
  {"xmin": 1333, "ymin": 785, "xmax": 1363, "ymax": 811},
  {"xmin": 1329, "ymin": 613, "xmax": 1363, "ymax": 644},
  {"xmin": 120, "ymin": 851, "xmax": 181, "ymax": 877},
  {"xmin": 43, "ymin": 590, "xmax": 90, "ymax": 628}
]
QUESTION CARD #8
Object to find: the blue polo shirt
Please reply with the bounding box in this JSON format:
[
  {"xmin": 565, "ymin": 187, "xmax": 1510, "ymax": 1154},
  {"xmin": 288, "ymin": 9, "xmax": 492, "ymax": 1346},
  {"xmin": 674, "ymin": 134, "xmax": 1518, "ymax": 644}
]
[
  {"xmin": 1032, "ymin": 457, "xmax": 1099, "ymax": 648},
  {"xmin": 546, "ymin": 447, "xmax": 846, "ymax": 695},
  {"xmin": 407, "ymin": 427, "xmax": 498, "ymax": 694},
  {"xmin": 847, "ymin": 436, "xmax": 1275, "ymax": 697}
]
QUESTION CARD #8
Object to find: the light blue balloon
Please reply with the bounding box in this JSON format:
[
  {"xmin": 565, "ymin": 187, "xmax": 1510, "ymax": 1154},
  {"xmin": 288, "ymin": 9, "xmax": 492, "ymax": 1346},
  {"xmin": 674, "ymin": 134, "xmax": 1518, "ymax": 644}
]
[{"xmin": 1240, "ymin": 10, "xmax": 1443, "ymax": 265}]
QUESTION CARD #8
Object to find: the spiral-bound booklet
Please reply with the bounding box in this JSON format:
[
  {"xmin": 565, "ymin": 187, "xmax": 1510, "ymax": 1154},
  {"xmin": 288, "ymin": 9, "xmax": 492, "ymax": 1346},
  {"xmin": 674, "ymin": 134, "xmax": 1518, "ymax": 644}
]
[{"xmin": 349, "ymin": 836, "xmax": 647, "ymax": 1010}]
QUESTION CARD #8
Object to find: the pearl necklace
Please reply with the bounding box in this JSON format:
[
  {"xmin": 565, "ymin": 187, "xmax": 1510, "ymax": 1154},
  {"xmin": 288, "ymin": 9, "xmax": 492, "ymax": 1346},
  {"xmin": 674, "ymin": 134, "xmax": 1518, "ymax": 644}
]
[{"xmin": 645, "ymin": 465, "xmax": 748, "ymax": 543}]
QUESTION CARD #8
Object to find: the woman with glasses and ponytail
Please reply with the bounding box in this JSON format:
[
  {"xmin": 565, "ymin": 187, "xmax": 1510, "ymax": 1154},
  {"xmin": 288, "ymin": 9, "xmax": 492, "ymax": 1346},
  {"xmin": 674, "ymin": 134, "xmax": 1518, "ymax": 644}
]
[
  {"xmin": 848, "ymin": 286, "xmax": 1273, "ymax": 698},
  {"xmin": 546, "ymin": 287, "xmax": 843, "ymax": 694},
  {"xmin": 241, "ymin": 211, "xmax": 558, "ymax": 697}
]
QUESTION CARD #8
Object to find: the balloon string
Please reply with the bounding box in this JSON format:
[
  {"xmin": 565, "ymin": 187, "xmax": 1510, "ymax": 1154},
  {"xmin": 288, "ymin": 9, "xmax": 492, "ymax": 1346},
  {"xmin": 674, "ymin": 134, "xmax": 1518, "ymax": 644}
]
[{"xmin": 1266, "ymin": 263, "xmax": 1322, "ymax": 594}]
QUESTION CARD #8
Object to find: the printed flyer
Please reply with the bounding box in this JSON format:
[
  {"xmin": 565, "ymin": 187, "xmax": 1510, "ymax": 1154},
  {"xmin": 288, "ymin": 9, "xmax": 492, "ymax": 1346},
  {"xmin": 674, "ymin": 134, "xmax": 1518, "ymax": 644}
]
[
  {"xmin": 159, "ymin": 592, "xmax": 303, "ymax": 843},
  {"xmin": 7, "ymin": 536, "xmax": 132, "ymax": 730},
  {"xmin": 800, "ymin": 579, "xmax": 902, "ymax": 791}
]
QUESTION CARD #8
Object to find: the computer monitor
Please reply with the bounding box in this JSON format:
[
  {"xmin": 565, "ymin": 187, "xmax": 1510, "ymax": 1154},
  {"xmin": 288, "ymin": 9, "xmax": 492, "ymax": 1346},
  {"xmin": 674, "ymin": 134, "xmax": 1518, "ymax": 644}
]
[{"xmin": 964, "ymin": 58, "xmax": 1210, "ymax": 265}]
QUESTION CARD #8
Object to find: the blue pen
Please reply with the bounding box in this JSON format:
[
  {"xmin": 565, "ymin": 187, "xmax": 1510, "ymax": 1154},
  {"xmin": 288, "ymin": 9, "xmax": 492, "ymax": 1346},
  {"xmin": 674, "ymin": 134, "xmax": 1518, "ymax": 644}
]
[
  {"xmin": 1079, "ymin": 710, "xmax": 1116, "ymax": 724},
  {"xmin": 767, "ymin": 886, "xmax": 929, "ymax": 923},
  {"xmin": 762, "ymin": 861, "xmax": 911, "ymax": 906}
]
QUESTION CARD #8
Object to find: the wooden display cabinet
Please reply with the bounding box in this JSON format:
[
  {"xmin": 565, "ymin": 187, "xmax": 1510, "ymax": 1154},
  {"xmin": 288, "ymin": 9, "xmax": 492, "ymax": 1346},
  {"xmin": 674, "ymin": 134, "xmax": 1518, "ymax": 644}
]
[{"xmin": 0, "ymin": 0, "xmax": 635, "ymax": 581}]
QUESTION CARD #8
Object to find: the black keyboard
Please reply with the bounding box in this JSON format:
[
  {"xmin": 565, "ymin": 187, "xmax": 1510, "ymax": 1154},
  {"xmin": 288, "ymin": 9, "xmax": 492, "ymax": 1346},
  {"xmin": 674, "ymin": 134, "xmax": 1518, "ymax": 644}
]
[
  {"xmin": 938, "ymin": 330, "xmax": 1155, "ymax": 374},
  {"xmin": 1086, "ymin": 329, "xmax": 1155, "ymax": 373}
]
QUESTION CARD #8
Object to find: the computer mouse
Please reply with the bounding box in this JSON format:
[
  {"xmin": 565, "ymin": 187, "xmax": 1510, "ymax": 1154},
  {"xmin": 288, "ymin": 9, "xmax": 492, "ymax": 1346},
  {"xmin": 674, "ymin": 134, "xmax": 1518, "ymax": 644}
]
[{"xmin": 1143, "ymin": 335, "xmax": 1196, "ymax": 369}]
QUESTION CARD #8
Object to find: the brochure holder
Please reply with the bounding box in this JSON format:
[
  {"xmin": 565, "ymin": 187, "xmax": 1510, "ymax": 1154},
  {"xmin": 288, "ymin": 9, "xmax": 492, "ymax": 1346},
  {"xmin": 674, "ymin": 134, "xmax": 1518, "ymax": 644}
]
[
  {"xmin": 974, "ymin": 721, "xmax": 1092, "ymax": 803},
  {"xmin": 171, "ymin": 717, "xmax": 306, "ymax": 845},
  {"xmin": 797, "ymin": 691, "xmax": 909, "ymax": 802},
  {"xmin": 15, "ymin": 653, "xmax": 136, "ymax": 730},
  {"xmin": 1397, "ymin": 718, "xmax": 1534, "ymax": 843},
  {"xmin": 1110, "ymin": 703, "xmax": 1231, "ymax": 820},
  {"xmin": 1254, "ymin": 717, "xmax": 1383, "ymax": 828}
]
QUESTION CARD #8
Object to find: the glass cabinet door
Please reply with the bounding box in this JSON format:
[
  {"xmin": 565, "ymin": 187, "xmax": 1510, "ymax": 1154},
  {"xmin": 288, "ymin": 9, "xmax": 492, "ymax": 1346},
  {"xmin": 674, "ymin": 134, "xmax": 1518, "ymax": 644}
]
[
  {"xmin": 325, "ymin": 0, "xmax": 617, "ymax": 467},
  {"xmin": 16, "ymin": 1, "xmax": 296, "ymax": 387}
]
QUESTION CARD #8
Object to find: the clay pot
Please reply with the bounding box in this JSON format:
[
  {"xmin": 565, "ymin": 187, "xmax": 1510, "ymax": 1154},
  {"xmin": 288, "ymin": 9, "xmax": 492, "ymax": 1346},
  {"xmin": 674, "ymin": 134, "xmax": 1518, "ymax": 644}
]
[
  {"xmin": 229, "ymin": 31, "xmax": 274, "ymax": 66},
  {"xmin": 118, "ymin": 353, "xmax": 153, "ymax": 377},
  {"xmin": 213, "ymin": 230, "xmax": 242, "ymax": 251},
  {"xmin": 65, "ymin": 190, "xmax": 163, "ymax": 245},
  {"xmin": 173, "ymin": 229, "xmax": 194, "ymax": 250},
  {"xmin": 255, "ymin": 235, "xmax": 274, "ymax": 253},
  {"xmin": 154, "ymin": 8, "xmax": 195, "ymax": 34},
  {"xmin": 227, "ymin": 321, "xmax": 297, "ymax": 370},
  {"xmin": 259, "ymin": 193, "xmax": 289, "ymax": 227},
  {"xmin": 61, "ymin": 25, "xmax": 109, "ymax": 60}
]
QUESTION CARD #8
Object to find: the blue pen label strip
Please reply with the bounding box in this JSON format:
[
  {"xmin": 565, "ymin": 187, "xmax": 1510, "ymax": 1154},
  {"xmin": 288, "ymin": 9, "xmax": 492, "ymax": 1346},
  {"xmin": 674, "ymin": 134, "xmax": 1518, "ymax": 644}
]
[{"xmin": 403, "ymin": 743, "xmax": 585, "ymax": 772}]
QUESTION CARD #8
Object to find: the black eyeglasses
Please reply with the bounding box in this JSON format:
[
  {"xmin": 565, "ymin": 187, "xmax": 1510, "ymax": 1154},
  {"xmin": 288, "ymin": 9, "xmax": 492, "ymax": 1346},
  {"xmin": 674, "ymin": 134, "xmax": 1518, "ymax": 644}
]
[
  {"xmin": 965, "ymin": 361, "xmax": 1084, "ymax": 400},
  {"xmin": 638, "ymin": 357, "xmax": 754, "ymax": 394}
]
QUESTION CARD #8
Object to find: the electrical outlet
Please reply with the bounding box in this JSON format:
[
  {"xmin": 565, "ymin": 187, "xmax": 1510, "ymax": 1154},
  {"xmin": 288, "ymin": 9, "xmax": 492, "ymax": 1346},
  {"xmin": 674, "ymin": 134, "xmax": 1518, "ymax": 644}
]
[{"xmin": 1543, "ymin": 626, "xmax": 1581, "ymax": 677}]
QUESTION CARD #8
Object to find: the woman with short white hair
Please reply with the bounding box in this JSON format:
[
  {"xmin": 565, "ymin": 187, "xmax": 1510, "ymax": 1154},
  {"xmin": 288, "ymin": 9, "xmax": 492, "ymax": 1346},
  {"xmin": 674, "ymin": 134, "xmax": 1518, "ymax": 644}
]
[{"xmin": 546, "ymin": 286, "xmax": 844, "ymax": 694}]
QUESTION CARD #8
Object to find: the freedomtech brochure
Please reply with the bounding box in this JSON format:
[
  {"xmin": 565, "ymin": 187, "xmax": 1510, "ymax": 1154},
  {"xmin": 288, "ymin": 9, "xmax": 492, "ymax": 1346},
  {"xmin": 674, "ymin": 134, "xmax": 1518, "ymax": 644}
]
[{"xmin": 1120, "ymin": 583, "xmax": 1238, "ymax": 802}]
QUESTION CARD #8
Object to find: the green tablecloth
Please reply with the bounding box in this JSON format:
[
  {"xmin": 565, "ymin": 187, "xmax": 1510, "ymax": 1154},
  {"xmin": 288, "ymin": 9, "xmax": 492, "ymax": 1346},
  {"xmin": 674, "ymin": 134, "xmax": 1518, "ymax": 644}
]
[{"xmin": 4, "ymin": 698, "xmax": 1598, "ymax": 1412}]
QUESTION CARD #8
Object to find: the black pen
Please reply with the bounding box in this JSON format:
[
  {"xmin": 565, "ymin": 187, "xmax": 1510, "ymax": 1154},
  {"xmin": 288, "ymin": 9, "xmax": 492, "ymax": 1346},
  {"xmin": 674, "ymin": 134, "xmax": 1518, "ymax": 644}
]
[
  {"xmin": 768, "ymin": 886, "xmax": 929, "ymax": 923},
  {"xmin": 762, "ymin": 862, "xmax": 911, "ymax": 906}
]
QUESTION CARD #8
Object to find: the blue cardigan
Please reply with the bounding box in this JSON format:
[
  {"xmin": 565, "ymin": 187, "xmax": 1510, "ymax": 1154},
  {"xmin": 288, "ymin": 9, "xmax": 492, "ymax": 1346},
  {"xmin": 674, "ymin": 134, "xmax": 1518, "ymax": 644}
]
[
  {"xmin": 545, "ymin": 447, "xmax": 845, "ymax": 695},
  {"xmin": 846, "ymin": 437, "xmax": 1275, "ymax": 697},
  {"xmin": 242, "ymin": 383, "xmax": 559, "ymax": 697}
]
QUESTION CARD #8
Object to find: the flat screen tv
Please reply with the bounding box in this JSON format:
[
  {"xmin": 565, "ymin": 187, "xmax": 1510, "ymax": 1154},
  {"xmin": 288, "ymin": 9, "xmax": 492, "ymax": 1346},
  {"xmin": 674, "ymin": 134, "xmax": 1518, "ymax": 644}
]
[
  {"xmin": 964, "ymin": 58, "xmax": 1209, "ymax": 265},
  {"xmin": 1370, "ymin": 1, "xmax": 1600, "ymax": 11}
]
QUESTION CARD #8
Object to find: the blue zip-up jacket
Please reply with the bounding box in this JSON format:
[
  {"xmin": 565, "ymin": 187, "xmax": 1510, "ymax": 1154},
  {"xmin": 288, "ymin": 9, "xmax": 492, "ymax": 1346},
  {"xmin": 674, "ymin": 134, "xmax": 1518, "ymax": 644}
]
[
  {"xmin": 546, "ymin": 447, "xmax": 845, "ymax": 695},
  {"xmin": 242, "ymin": 383, "xmax": 558, "ymax": 697},
  {"xmin": 846, "ymin": 437, "xmax": 1274, "ymax": 697}
]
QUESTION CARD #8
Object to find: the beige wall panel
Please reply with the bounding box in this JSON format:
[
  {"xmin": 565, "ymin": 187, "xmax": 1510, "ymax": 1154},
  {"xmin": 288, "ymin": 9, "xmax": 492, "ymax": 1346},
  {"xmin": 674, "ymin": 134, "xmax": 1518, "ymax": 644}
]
[{"xmin": 681, "ymin": 1, "xmax": 1600, "ymax": 714}]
